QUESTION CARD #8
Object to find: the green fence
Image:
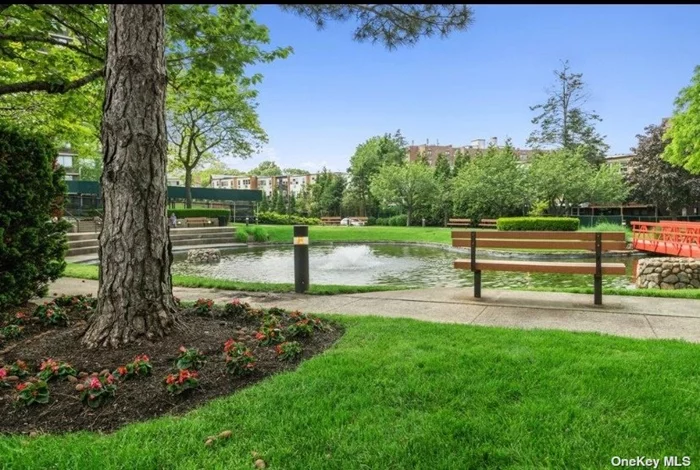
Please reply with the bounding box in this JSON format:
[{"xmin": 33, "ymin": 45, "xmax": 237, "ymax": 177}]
[
  {"xmin": 65, "ymin": 180, "xmax": 262, "ymax": 202},
  {"xmin": 575, "ymin": 215, "xmax": 700, "ymax": 227}
]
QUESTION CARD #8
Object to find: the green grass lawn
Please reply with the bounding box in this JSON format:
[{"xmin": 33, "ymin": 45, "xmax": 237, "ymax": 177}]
[
  {"xmin": 2, "ymin": 316, "xmax": 698, "ymax": 469},
  {"xmin": 234, "ymin": 223, "xmax": 455, "ymax": 244},
  {"xmin": 63, "ymin": 263, "xmax": 700, "ymax": 300},
  {"xmin": 62, "ymin": 264, "xmax": 401, "ymax": 295},
  {"xmin": 234, "ymin": 223, "xmax": 632, "ymax": 249}
]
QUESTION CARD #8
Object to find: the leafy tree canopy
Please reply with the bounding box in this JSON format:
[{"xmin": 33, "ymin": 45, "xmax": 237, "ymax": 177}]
[
  {"xmin": 663, "ymin": 65, "xmax": 700, "ymax": 174},
  {"xmin": 631, "ymin": 120, "xmax": 700, "ymax": 215}
]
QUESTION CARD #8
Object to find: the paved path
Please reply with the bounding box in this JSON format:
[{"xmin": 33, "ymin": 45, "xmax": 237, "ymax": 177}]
[{"xmin": 39, "ymin": 278, "xmax": 700, "ymax": 344}]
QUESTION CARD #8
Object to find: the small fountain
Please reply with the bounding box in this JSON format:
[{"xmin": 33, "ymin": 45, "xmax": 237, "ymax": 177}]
[{"xmin": 317, "ymin": 245, "xmax": 381, "ymax": 271}]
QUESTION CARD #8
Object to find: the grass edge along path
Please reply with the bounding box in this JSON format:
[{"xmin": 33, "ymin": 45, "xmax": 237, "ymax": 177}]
[
  {"xmin": 62, "ymin": 263, "xmax": 700, "ymax": 300},
  {"xmin": 1, "ymin": 315, "xmax": 698, "ymax": 469}
]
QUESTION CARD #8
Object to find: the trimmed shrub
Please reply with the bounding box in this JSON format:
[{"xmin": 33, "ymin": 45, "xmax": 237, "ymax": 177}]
[
  {"xmin": 235, "ymin": 230, "xmax": 249, "ymax": 243},
  {"xmin": 0, "ymin": 124, "xmax": 71, "ymax": 310},
  {"xmin": 249, "ymin": 226, "xmax": 268, "ymax": 242},
  {"xmin": 169, "ymin": 208, "xmax": 229, "ymax": 219},
  {"xmin": 256, "ymin": 211, "xmax": 321, "ymax": 226},
  {"xmin": 389, "ymin": 215, "xmax": 408, "ymax": 227},
  {"xmin": 366, "ymin": 216, "xmax": 377, "ymax": 226},
  {"xmin": 497, "ymin": 217, "xmax": 580, "ymax": 231}
]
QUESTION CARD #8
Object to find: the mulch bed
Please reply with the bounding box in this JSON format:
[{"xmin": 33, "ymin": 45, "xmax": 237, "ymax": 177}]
[{"xmin": 0, "ymin": 298, "xmax": 342, "ymax": 435}]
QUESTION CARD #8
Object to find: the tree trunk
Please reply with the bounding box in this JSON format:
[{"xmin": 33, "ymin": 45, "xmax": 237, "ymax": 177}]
[
  {"xmin": 406, "ymin": 208, "xmax": 411, "ymax": 227},
  {"xmin": 185, "ymin": 168, "xmax": 193, "ymax": 209},
  {"xmin": 83, "ymin": 4, "xmax": 177, "ymax": 348}
]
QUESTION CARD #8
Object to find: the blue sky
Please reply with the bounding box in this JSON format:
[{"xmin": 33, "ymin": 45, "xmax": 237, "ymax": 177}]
[{"xmin": 227, "ymin": 5, "xmax": 700, "ymax": 173}]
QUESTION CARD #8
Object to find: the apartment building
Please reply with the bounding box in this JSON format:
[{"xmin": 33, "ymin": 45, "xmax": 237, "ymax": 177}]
[
  {"xmin": 56, "ymin": 146, "xmax": 80, "ymax": 181},
  {"xmin": 210, "ymin": 172, "xmax": 343, "ymax": 197},
  {"xmin": 406, "ymin": 137, "xmax": 536, "ymax": 166},
  {"xmin": 604, "ymin": 154, "xmax": 634, "ymax": 175}
]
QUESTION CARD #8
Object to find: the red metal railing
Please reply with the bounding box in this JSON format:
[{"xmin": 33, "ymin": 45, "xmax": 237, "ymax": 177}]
[{"xmin": 631, "ymin": 221, "xmax": 700, "ymax": 258}]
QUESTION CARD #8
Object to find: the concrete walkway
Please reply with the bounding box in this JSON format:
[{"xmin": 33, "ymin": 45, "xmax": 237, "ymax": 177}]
[{"xmin": 39, "ymin": 278, "xmax": 700, "ymax": 344}]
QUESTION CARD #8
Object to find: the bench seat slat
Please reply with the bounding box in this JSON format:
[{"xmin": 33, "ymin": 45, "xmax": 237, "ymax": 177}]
[{"xmin": 454, "ymin": 259, "xmax": 627, "ymax": 275}]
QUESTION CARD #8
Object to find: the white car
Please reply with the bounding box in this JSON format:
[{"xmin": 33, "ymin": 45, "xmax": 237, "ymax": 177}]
[{"xmin": 340, "ymin": 217, "xmax": 364, "ymax": 226}]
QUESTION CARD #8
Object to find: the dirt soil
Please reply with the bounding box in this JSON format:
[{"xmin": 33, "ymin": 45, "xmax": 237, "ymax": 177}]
[{"xmin": 0, "ymin": 300, "xmax": 342, "ymax": 435}]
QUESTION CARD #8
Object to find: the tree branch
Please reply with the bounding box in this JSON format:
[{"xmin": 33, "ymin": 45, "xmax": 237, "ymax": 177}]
[
  {"xmin": 0, "ymin": 33, "xmax": 104, "ymax": 61},
  {"xmin": 0, "ymin": 67, "xmax": 103, "ymax": 96}
]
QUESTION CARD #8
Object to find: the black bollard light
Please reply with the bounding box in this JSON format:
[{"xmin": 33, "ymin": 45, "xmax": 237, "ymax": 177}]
[{"xmin": 293, "ymin": 225, "xmax": 309, "ymax": 293}]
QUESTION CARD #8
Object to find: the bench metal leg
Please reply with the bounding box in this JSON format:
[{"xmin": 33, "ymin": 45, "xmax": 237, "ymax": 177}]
[
  {"xmin": 474, "ymin": 270, "xmax": 482, "ymax": 298},
  {"xmin": 593, "ymin": 275, "xmax": 602, "ymax": 305}
]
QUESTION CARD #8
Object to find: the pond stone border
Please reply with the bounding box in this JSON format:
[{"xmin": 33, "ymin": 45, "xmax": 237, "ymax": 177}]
[{"xmin": 636, "ymin": 257, "xmax": 700, "ymax": 289}]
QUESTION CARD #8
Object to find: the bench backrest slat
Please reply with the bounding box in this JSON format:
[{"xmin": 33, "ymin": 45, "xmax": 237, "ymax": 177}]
[
  {"xmin": 451, "ymin": 230, "xmax": 626, "ymax": 252},
  {"xmin": 452, "ymin": 231, "xmax": 625, "ymax": 241},
  {"xmin": 452, "ymin": 238, "xmax": 626, "ymax": 251}
]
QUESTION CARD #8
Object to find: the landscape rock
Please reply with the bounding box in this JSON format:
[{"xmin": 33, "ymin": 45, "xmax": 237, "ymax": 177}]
[
  {"xmin": 187, "ymin": 249, "xmax": 221, "ymax": 264},
  {"xmin": 637, "ymin": 257, "xmax": 700, "ymax": 290}
]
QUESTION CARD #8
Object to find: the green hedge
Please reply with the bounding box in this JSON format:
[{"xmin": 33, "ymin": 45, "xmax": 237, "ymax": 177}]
[
  {"xmin": 373, "ymin": 215, "xmax": 408, "ymax": 226},
  {"xmin": 497, "ymin": 217, "xmax": 580, "ymax": 231},
  {"xmin": 0, "ymin": 123, "xmax": 71, "ymax": 311},
  {"xmin": 257, "ymin": 211, "xmax": 321, "ymax": 226},
  {"xmin": 169, "ymin": 209, "xmax": 230, "ymax": 219}
]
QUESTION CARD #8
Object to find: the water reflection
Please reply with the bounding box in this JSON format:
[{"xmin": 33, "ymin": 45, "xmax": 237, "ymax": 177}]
[{"xmin": 171, "ymin": 243, "xmax": 640, "ymax": 290}]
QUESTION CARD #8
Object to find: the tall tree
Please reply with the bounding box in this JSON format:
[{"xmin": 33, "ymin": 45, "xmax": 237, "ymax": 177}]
[
  {"xmin": 310, "ymin": 169, "xmax": 346, "ymax": 216},
  {"xmin": 167, "ymin": 74, "xmax": 266, "ymax": 207},
  {"xmin": 453, "ymin": 145, "xmax": 528, "ymax": 220},
  {"xmin": 527, "ymin": 60, "xmax": 609, "ymax": 166},
  {"xmin": 249, "ymin": 160, "xmax": 283, "ymax": 177},
  {"xmin": 3, "ymin": 4, "xmax": 475, "ymax": 347},
  {"xmin": 433, "ymin": 153, "xmax": 453, "ymax": 225},
  {"xmin": 663, "ymin": 65, "xmax": 700, "ymax": 174},
  {"xmin": 452, "ymin": 149, "xmax": 470, "ymax": 176},
  {"xmin": 81, "ymin": 5, "xmax": 174, "ymax": 348},
  {"xmin": 629, "ymin": 120, "xmax": 700, "ymax": 216},
  {"xmin": 370, "ymin": 161, "xmax": 436, "ymax": 226},
  {"xmin": 527, "ymin": 148, "xmax": 627, "ymax": 216},
  {"xmin": 283, "ymin": 168, "xmax": 308, "ymax": 175},
  {"xmin": 348, "ymin": 130, "xmax": 407, "ymax": 216},
  {"xmin": 0, "ymin": 5, "xmax": 289, "ymax": 160}
]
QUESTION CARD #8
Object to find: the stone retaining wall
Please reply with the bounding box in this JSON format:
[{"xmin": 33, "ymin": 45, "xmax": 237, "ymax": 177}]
[{"xmin": 636, "ymin": 257, "xmax": 700, "ymax": 289}]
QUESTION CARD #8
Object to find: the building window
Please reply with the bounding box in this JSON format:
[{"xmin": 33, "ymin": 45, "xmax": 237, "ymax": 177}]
[{"xmin": 57, "ymin": 155, "xmax": 72, "ymax": 167}]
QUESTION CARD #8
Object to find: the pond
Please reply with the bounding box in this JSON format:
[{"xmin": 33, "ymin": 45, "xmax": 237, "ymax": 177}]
[{"xmin": 172, "ymin": 243, "xmax": 641, "ymax": 290}]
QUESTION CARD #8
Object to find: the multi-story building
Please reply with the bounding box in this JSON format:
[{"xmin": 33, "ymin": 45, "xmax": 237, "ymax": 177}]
[
  {"xmin": 406, "ymin": 137, "xmax": 536, "ymax": 166},
  {"xmin": 604, "ymin": 154, "xmax": 634, "ymax": 175},
  {"xmin": 210, "ymin": 172, "xmax": 344, "ymax": 197},
  {"xmin": 56, "ymin": 146, "xmax": 80, "ymax": 181}
]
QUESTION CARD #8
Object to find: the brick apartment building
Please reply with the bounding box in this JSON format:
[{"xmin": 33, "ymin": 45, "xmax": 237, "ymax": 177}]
[
  {"xmin": 406, "ymin": 137, "xmax": 536, "ymax": 166},
  {"xmin": 209, "ymin": 172, "xmax": 346, "ymax": 198}
]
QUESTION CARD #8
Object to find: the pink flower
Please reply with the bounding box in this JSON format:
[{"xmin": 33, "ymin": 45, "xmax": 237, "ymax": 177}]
[
  {"xmin": 232, "ymin": 299, "xmax": 240, "ymax": 306},
  {"xmin": 88, "ymin": 377, "xmax": 101, "ymax": 390},
  {"xmin": 0, "ymin": 368, "xmax": 7, "ymax": 379}
]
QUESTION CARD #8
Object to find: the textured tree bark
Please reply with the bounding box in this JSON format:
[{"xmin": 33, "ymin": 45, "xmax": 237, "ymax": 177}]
[
  {"xmin": 185, "ymin": 168, "xmax": 193, "ymax": 209},
  {"xmin": 82, "ymin": 4, "xmax": 177, "ymax": 348}
]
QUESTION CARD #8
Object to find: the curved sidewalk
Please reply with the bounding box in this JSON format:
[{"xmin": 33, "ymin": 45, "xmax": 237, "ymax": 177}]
[{"xmin": 41, "ymin": 278, "xmax": 700, "ymax": 343}]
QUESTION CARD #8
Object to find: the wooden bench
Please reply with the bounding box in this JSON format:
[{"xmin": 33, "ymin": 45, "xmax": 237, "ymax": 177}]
[
  {"xmin": 184, "ymin": 217, "xmax": 212, "ymax": 228},
  {"xmin": 478, "ymin": 219, "xmax": 497, "ymax": 228},
  {"xmin": 448, "ymin": 218, "xmax": 471, "ymax": 227},
  {"xmin": 321, "ymin": 217, "xmax": 342, "ymax": 226},
  {"xmin": 451, "ymin": 231, "xmax": 627, "ymax": 305}
]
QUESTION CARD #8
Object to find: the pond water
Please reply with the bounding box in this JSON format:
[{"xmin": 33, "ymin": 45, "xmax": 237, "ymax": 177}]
[{"xmin": 172, "ymin": 243, "xmax": 641, "ymax": 290}]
